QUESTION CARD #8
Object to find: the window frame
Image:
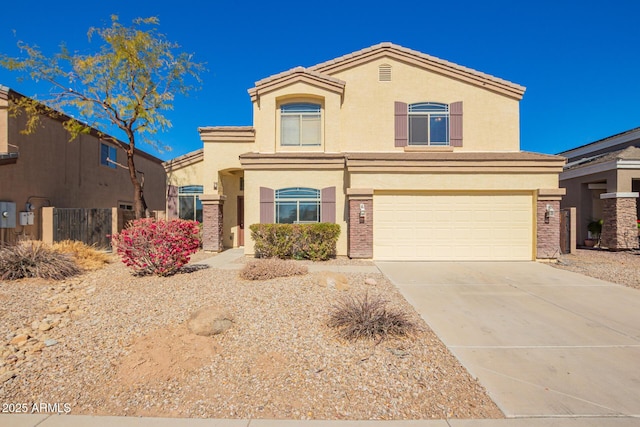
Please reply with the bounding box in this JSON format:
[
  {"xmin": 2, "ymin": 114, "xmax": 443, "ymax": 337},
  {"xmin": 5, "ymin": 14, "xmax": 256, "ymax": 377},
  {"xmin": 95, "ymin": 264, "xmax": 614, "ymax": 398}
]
[
  {"xmin": 275, "ymin": 187, "xmax": 321, "ymax": 224},
  {"xmin": 178, "ymin": 185, "xmax": 204, "ymax": 223},
  {"xmin": 100, "ymin": 143, "xmax": 117, "ymax": 169},
  {"xmin": 280, "ymin": 103, "xmax": 322, "ymax": 147},
  {"xmin": 408, "ymin": 102, "xmax": 450, "ymax": 146}
]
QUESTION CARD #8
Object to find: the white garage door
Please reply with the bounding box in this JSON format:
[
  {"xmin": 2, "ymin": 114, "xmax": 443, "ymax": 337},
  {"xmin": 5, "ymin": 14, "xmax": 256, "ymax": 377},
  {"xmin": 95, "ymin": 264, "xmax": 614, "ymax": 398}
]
[{"xmin": 374, "ymin": 193, "xmax": 533, "ymax": 261}]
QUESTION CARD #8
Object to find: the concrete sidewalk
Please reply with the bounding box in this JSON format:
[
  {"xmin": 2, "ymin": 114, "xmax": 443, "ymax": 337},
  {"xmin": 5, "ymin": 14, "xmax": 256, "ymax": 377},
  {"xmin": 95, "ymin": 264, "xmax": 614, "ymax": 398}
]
[
  {"xmin": 377, "ymin": 261, "xmax": 640, "ymax": 420},
  {"xmin": 2, "ymin": 414, "xmax": 639, "ymax": 426}
]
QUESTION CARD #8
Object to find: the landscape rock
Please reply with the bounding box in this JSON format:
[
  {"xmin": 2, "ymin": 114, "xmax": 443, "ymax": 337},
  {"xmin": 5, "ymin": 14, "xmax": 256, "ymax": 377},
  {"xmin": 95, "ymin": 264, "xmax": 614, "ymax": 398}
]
[
  {"xmin": 316, "ymin": 272, "xmax": 349, "ymax": 290},
  {"xmin": 187, "ymin": 306, "xmax": 234, "ymax": 336},
  {"xmin": 44, "ymin": 339, "xmax": 58, "ymax": 347},
  {"xmin": 9, "ymin": 334, "xmax": 29, "ymax": 345},
  {"xmin": 365, "ymin": 277, "xmax": 377, "ymax": 286},
  {"xmin": 0, "ymin": 370, "xmax": 16, "ymax": 383}
]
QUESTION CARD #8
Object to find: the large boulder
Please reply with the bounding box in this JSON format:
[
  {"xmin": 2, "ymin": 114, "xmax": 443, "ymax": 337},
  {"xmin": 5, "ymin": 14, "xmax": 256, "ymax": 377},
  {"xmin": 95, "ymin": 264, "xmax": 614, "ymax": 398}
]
[{"xmin": 187, "ymin": 306, "xmax": 234, "ymax": 336}]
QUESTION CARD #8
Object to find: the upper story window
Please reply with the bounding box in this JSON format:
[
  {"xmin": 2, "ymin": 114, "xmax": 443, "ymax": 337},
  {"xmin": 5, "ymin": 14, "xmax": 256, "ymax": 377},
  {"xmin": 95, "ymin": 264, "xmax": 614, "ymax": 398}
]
[
  {"xmin": 179, "ymin": 185, "xmax": 203, "ymax": 223},
  {"xmin": 408, "ymin": 102, "xmax": 449, "ymax": 146},
  {"xmin": 100, "ymin": 143, "xmax": 117, "ymax": 168},
  {"xmin": 280, "ymin": 103, "xmax": 321, "ymax": 146},
  {"xmin": 275, "ymin": 187, "xmax": 320, "ymax": 223}
]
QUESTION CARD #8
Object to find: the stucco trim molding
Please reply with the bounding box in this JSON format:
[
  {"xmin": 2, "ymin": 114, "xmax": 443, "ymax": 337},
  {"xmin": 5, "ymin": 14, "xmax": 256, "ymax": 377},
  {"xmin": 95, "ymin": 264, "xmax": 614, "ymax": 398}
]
[
  {"xmin": 200, "ymin": 194, "xmax": 227, "ymax": 204},
  {"xmin": 346, "ymin": 188, "xmax": 374, "ymax": 199},
  {"xmin": 248, "ymin": 67, "xmax": 346, "ymax": 103},
  {"xmin": 600, "ymin": 192, "xmax": 639, "ymax": 199},
  {"xmin": 240, "ymin": 152, "xmax": 345, "ymax": 170},
  {"xmin": 199, "ymin": 126, "xmax": 255, "ymax": 143},
  {"xmin": 537, "ymin": 188, "xmax": 566, "ymax": 201}
]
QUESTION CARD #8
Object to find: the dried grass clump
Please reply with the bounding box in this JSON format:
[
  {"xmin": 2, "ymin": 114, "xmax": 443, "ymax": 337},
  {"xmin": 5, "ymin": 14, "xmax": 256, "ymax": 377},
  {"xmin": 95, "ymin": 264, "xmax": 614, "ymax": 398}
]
[
  {"xmin": 328, "ymin": 292, "xmax": 417, "ymax": 341},
  {"xmin": 0, "ymin": 241, "xmax": 80, "ymax": 280},
  {"xmin": 52, "ymin": 240, "xmax": 111, "ymax": 270},
  {"xmin": 240, "ymin": 258, "xmax": 308, "ymax": 281}
]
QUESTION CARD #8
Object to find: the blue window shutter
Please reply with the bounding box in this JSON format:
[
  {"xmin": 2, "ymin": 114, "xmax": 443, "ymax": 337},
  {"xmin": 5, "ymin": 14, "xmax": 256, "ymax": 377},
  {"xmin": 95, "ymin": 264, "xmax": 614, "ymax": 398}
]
[
  {"xmin": 450, "ymin": 101, "xmax": 463, "ymax": 147},
  {"xmin": 321, "ymin": 187, "xmax": 336, "ymax": 223},
  {"xmin": 394, "ymin": 102, "xmax": 408, "ymax": 147},
  {"xmin": 260, "ymin": 187, "xmax": 274, "ymax": 223}
]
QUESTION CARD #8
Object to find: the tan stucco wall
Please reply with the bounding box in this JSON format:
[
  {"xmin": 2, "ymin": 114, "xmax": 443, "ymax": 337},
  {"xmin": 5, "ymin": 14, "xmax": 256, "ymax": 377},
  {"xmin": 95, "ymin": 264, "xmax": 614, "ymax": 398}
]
[
  {"xmin": 166, "ymin": 158, "xmax": 204, "ymax": 188},
  {"xmin": 243, "ymin": 169, "xmax": 347, "ymax": 255},
  {"xmin": 351, "ymin": 172, "xmax": 559, "ymax": 191},
  {"xmin": 0, "ymin": 96, "xmax": 8, "ymax": 153},
  {"xmin": 332, "ymin": 58, "xmax": 520, "ymax": 152},
  {"xmin": 250, "ymin": 57, "xmax": 520, "ymax": 154},
  {"xmin": 203, "ymin": 141, "xmax": 255, "ymax": 193},
  {"xmin": 0, "ymin": 106, "xmax": 166, "ymax": 242}
]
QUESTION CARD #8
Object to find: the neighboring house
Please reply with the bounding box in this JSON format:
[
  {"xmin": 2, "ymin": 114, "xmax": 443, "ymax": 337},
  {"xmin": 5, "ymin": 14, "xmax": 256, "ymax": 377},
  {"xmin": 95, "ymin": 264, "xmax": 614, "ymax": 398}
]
[
  {"xmin": 0, "ymin": 85, "xmax": 166, "ymax": 245},
  {"xmin": 559, "ymin": 127, "xmax": 640, "ymax": 250},
  {"xmin": 168, "ymin": 43, "xmax": 566, "ymax": 260}
]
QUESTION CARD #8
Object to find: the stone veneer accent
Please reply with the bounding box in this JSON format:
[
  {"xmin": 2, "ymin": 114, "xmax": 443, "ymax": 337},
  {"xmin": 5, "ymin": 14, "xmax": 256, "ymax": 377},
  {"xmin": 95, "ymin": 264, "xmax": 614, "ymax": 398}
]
[
  {"xmin": 600, "ymin": 193, "xmax": 639, "ymax": 250},
  {"xmin": 536, "ymin": 200, "xmax": 561, "ymax": 259},
  {"xmin": 536, "ymin": 189, "xmax": 566, "ymax": 260},
  {"xmin": 201, "ymin": 195, "xmax": 226, "ymax": 252},
  {"xmin": 347, "ymin": 189, "xmax": 373, "ymax": 259}
]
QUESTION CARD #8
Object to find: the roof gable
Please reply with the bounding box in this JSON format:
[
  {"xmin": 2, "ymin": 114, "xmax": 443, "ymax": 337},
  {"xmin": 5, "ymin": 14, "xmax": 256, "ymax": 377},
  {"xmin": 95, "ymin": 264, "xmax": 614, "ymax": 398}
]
[
  {"xmin": 248, "ymin": 43, "xmax": 526, "ymax": 102},
  {"xmin": 248, "ymin": 67, "xmax": 346, "ymax": 102}
]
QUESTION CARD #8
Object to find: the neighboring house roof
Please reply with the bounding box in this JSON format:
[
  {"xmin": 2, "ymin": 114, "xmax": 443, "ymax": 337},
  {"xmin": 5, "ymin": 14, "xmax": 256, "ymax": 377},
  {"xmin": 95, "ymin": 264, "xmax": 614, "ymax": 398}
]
[
  {"xmin": 248, "ymin": 42, "xmax": 526, "ymax": 102},
  {"xmin": 0, "ymin": 85, "xmax": 165, "ymax": 165},
  {"xmin": 558, "ymin": 126, "xmax": 640, "ymax": 163},
  {"xmin": 564, "ymin": 146, "xmax": 640, "ymax": 171},
  {"xmin": 162, "ymin": 148, "xmax": 203, "ymax": 172}
]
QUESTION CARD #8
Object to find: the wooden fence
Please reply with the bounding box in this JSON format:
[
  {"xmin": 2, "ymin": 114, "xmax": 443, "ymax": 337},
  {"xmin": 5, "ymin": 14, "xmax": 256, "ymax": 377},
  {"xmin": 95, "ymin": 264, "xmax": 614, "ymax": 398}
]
[{"xmin": 52, "ymin": 208, "xmax": 112, "ymax": 248}]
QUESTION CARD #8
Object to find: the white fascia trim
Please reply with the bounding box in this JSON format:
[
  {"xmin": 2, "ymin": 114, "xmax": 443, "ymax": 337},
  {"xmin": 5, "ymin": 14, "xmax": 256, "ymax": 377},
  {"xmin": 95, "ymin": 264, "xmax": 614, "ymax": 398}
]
[
  {"xmin": 560, "ymin": 160, "xmax": 617, "ymax": 180},
  {"xmin": 600, "ymin": 192, "xmax": 639, "ymax": 199},
  {"xmin": 617, "ymin": 160, "xmax": 640, "ymax": 169}
]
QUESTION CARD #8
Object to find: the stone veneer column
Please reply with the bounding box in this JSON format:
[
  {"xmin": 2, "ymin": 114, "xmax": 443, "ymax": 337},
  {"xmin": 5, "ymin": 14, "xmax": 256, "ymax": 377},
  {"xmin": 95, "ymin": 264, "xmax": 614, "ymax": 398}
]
[
  {"xmin": 599, "ymin": 192, "xmax": 639, "ymax": 250},
  {"xmin": 200, "ymin": 194, "xmax": 226, "ymax": 252},
  {"xmin": 347, "ymin": 188, "xmax": 373, "ymax": 259},
  {"xmin": 536, "ymin": 189, "xmax": 566, "ymax": 260}
]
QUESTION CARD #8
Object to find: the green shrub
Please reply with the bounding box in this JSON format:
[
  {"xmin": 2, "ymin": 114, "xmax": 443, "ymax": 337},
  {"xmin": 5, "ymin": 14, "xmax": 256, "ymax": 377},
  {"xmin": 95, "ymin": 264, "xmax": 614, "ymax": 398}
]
[
  {"xmin": 239, "ymin": 258, "xmax": 308, "ymax": 281},
  {"xmin": 250, "ymin": 223, "xmax": 340, "ymax": 261},
  {"xmin": 0, "ymin": 241, "xmax": 80, "ymax": 280},
  {"xmin": 328, "ymin": 292, "xmax": 417, "ymax": 342}
]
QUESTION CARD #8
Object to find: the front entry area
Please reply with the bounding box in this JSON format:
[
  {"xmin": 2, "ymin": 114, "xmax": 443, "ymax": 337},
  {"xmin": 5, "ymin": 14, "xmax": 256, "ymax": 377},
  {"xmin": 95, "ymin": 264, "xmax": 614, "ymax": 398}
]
[{"xmin": 373, "ymin": 193, "xmax": 533, "ymax": 261}]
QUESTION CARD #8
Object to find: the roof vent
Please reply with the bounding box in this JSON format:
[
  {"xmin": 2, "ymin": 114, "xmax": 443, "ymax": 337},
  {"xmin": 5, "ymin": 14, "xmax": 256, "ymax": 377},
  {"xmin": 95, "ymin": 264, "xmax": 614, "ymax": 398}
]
[{"xmin": 379, "ymin": 64, "xmax": 391, "ymax": 82}]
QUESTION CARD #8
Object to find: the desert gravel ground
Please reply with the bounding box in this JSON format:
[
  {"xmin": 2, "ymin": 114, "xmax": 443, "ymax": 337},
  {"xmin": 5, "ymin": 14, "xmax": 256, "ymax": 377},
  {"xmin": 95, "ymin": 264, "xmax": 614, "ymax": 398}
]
[
  {"xmin": 553, "ymin": 248, "xmax": 640, "ymax": 290},
  {"xmin": 0, "ymin": 252, "xmax": 501, "ymax": 420}
]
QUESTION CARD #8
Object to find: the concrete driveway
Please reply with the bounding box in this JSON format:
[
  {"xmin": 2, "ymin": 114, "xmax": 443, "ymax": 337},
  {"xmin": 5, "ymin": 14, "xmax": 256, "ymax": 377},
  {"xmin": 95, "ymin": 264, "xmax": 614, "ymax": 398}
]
[{"xmin": 376, "ymin": 261, "xmax": 640, "ymax": 419}]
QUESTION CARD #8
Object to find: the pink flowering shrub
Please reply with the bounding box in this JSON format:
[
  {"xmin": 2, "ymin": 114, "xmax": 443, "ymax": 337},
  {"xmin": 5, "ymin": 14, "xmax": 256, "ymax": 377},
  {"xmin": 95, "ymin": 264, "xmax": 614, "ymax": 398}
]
[{"xmin": 111, "ymin": 218, "xmax": 201, "ymax": 276}]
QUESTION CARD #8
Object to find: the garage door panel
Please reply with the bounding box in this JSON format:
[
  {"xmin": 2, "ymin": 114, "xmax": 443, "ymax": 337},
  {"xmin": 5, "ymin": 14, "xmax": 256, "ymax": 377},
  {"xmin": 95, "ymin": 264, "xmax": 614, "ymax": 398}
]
[{"xmin": 373, "ymin": 193, "xmax": 533, "ymax": 261}]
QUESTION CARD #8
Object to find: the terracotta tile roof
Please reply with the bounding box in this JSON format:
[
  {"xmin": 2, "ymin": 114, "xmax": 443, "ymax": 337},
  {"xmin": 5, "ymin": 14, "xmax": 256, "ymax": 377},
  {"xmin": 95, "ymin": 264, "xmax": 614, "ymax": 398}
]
[{"xmin": 252, "ymin": 66, "xmax": 346, "ymax": 88}]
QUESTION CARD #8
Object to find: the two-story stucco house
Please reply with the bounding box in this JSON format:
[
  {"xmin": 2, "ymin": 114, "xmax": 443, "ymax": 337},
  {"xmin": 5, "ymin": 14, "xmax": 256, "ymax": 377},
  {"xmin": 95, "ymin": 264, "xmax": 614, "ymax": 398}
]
[{"xmin": 168, "ymin": 43, "xmax": 566, "ymax": 260}]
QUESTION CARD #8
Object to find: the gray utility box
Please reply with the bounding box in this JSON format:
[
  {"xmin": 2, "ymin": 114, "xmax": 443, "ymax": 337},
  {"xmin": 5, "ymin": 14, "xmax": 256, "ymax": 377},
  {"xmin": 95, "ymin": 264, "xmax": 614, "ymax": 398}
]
[{"xmin": 0, "ymin": 201, "xmax": 17, "ymax": 228}]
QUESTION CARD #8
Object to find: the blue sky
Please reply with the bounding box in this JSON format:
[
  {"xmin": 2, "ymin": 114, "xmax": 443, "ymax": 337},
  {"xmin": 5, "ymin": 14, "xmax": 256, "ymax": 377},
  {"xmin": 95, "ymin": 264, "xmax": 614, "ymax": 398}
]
[{"xmin": 1, "ymin": 0, "xmax": 639, "ymax": 160}]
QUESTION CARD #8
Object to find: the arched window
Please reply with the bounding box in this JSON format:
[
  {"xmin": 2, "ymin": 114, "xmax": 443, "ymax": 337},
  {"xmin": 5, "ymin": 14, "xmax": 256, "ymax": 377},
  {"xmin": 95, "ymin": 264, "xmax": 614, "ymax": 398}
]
[
  {"xmin": 275, "ymin": 187, "xmax": 320, "ymax": 223},
  {"xmin": 179, "ymin": 185, "xmax": 203, "ymax": 222},
  {"xmin": 280, "ymin": 103, "xmax": 321, "ymax": 146},
  {"xmin": 408, "ymin": 102, "xmax": 449, "ymax": 146}
]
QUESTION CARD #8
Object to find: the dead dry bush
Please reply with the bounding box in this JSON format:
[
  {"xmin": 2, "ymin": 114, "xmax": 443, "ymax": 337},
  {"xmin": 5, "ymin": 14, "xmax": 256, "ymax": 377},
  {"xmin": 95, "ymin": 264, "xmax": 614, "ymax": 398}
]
[
  {"xmin": 239, "ymin": 258, "xmax": 308, "ymax": 281},
  {"xmin": 52, "ymin": 240, "xmax": 112, "ymax": 270},
  {"xmin": 0, "ymin": 241, "xmax": 81, "ymax": 280},
  {"xmin": 328, "ymin": 292, "xmax": 417, "ymax": 341}
]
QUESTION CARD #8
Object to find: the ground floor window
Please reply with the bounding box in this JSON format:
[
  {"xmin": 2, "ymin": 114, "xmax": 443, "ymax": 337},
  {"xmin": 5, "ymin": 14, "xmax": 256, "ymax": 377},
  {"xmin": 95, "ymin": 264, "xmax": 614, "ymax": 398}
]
[
  {"xmin": 275, "ymin": 187, "xmax": 320, "ymax": 223},
  {"xmin": 179, "ymin": 185, "xmax": 203, "ymax": 222}
]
